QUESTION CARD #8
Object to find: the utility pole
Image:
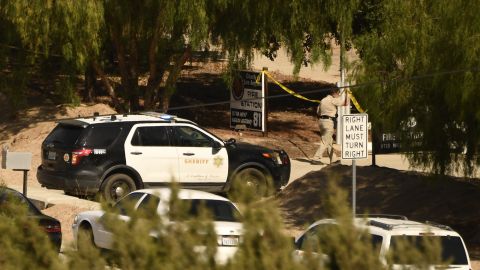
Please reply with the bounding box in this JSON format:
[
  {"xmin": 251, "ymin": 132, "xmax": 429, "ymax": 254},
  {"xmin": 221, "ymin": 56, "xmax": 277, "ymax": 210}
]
[
  {"xmin": 338, "ymin": 32, "xmax": 357, "ymax": 218},
  {"xmin": 337, "ymin": 33, "xmax": 351, "ymax": 144}
]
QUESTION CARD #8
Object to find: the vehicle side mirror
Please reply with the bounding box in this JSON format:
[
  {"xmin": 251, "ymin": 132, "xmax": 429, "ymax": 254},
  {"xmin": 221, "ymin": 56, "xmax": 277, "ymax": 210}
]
[{"xmin": 225, "ymin": 138, "xmax": 236, "ymax": 146}]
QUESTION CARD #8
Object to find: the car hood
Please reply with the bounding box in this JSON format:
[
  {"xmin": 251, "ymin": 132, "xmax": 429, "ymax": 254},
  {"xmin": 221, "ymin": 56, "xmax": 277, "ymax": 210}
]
[
  {"xmin": 78, "ymin": 210, "xmax": 105, "ymax": 220},
  {"xmin": 228, "ymin": 142, "xmax": 275, "ymax": 152}
]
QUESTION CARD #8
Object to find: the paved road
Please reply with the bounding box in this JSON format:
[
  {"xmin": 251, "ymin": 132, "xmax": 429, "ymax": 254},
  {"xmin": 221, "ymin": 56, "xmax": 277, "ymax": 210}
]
[
  {"xmin": 10, "ymin": 153, "xmax": 475, "ymax": 210},
  {"xmin": 9, "ymin": 184, "xmax": 99, "ymax": 210},
  {"xmin": 10, "ymin": 153, "xmax": 427, "ymax": 209}
]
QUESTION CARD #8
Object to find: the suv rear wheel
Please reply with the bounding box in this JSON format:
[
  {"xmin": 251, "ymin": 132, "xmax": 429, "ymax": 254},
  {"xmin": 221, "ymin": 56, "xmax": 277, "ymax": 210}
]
[{"xmin": 101, "ymin": 173, "xmax": 136, "ymax": 202}]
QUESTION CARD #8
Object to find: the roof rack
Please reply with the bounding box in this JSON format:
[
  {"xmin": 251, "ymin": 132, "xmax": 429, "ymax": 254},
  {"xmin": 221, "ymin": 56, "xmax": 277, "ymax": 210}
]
[
  {"xmin": 368, "ymin": 220, "xmax": 395, "ymax": 230},
  {"xmin": 356, "ymin": 214, "xmax": 408, "ymax": 220},
  {"xmin": 425, "ymin": 221, "xmax": 452, "ymax": 231}
]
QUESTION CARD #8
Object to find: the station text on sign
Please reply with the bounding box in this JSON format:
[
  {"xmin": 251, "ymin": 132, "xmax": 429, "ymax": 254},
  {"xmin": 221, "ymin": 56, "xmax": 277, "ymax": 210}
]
[{"xmin": 342, "ymin": 114, "xmax": 368, "ymax": 159}]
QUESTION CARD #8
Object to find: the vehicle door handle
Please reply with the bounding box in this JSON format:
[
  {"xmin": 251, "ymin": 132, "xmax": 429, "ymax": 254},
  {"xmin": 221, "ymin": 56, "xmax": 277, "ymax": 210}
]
[
  {"xmin": 130, "ymin": 152, "xmax": 143, "ymax": 155},
  {"xmin": 183, "ymin": 153, "xmax": 195, "ymax": 156}
]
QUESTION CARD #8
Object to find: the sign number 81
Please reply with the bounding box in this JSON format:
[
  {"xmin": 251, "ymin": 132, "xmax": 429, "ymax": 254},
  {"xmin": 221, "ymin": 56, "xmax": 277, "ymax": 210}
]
[{"xmin": 253, "ymin": 112, "xmax": 261, "ymax": 128}]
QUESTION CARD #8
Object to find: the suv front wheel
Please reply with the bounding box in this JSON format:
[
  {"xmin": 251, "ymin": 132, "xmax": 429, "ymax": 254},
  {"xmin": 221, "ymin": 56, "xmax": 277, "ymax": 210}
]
[
  {"xmin": 229, "ymin": 167, "xmax": 271, "ymax": 199},
  {"xmin": 101, "ymin": 173, "xmax": 136, "ymax": 202}
]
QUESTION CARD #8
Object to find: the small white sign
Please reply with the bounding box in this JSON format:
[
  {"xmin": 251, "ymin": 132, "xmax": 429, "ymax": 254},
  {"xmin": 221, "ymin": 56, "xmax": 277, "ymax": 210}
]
[{"xmin": 342, "ymin": 114, "xmax": 368, "ymax": 159}]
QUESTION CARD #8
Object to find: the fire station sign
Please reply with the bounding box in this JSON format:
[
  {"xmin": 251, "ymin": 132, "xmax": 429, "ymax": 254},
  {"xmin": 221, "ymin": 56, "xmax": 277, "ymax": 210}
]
[
  {"xmin": 342, "ymin": 114, "xmax": 368, "ymax": 159},
  {"xmin": 230, "ymin": 70, "xmax": 266, "ymax": 132}
]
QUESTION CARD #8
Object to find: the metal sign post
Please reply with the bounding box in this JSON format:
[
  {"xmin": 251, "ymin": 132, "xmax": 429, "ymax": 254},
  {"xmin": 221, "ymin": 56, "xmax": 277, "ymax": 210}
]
[
  {"xmin": 341, "ymin": 114, "xmax": 368, "ymax": 217},
  {"xmin": 13, "ymin": 169, "xmax": 29, "ymax": 196}
]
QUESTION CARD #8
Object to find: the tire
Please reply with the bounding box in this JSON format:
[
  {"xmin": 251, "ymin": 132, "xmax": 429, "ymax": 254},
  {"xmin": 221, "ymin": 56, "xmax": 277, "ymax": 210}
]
[
  {"xmin": 229, "ymin": 167, "xmax": 270, "ymax": 200},
  {"xmin": 101, "ymin": 173, "xmax": 136, "ymax": 202},
  {"xmin": 77, "ymin": 224, "xmax": 96, "ymax": 251}
]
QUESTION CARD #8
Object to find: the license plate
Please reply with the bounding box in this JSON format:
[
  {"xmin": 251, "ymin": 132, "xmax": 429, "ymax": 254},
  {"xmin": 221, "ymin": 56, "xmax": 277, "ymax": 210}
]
[
  {"xmin": 47, "ymin": 151, "xmax": 56, "ymax": 160},
  {"xmin": 222, "ymin": 236, "xmax": 239, "ymax": 246}
]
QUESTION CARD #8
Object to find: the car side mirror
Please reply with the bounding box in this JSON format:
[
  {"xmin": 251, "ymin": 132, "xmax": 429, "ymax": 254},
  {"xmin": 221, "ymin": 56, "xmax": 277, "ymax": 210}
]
[{"xmin": 225, "ymin": 138, "xmax": 236, "ymax": 146}]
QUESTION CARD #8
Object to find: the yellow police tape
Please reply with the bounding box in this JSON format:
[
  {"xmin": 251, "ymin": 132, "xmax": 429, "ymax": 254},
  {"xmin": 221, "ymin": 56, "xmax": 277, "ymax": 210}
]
[
  {"xmin": 256, "ymin": 70, "xmax": 365, "ymax": 113},
  {"xmin": 346, "ymin": 89, "xmax": 365, "ymax": 113}
]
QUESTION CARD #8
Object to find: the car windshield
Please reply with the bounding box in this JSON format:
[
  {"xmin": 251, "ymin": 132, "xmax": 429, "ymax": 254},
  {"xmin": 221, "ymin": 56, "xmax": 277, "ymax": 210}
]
[
  {"xmin": 389, "ymin": 235, "xmax": 468, "ymax": 265},
  {"xmin": 187, "ymin": 199, "xmax": 240, "ymax": 222},
  {"xmin": 0, "ymin": 189, "xmax": 41, "ymax": 215}
]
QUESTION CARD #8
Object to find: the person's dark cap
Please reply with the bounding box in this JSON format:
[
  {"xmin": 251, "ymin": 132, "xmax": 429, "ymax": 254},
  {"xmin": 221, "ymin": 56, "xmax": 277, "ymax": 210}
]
[{"xmin": 330, "ymin": 87, "xmax": 340, "ymax": 94}]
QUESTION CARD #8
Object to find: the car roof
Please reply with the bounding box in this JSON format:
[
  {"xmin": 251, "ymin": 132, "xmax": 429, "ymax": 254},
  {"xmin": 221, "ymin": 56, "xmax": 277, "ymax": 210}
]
[
  {"xmin": 57, "ymin": 112, "xmax": 195, "ymax": 126},
  {"xmin": 0, "ymin": 186, "xmax": 25, "ymax": 197},
  {"xmin": 133, "ymin": 188, "xmax": 231, "ymax": 202},
  {"xmin": 305, "ymin": 217, "xmax": 459, "ymax": 236},
  {"xmin": 363, "ymin": 218, "xmax": 458, "ymax": 236}
]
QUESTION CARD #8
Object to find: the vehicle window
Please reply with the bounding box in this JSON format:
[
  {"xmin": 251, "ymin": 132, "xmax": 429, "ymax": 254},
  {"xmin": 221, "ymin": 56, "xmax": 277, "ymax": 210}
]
[
  {"xmin": 131, "ymin": 126, "xmax": 170, "ymax": 146},
  {"xmin": 371, "ymin": 234, "xmax": 383, "ymax": 255},
  {"xmin": 298, "ymin": 224, "xmax": 337, "ymax": 252},
  {"xmin": 389, "ymin": 235, "xmax": 468, "ymax": 265},
  {"xmin": 114, "ymin": 192, "xmax": 145, "ymax": 215},
  {"xmin": 136, "ymin": 194, "xmax": 160, "ymax": 217},
  {"xmin": 0, "ymin": 190, "xmax": 41, "ymax": 215},
  {"xmin": 84, "ymin": 126, "xmax": 122, "ymax": 147},
  {"xmin": 172, "ymin": 126, "xmax": 213, "ymax": 147},
  {"xmin": 187, "ymin": 199, "xmax": 240, "ymax": 222},
  {"xmin": 44, "ymin": 124, "xmax": 85, "ymax": 146}
]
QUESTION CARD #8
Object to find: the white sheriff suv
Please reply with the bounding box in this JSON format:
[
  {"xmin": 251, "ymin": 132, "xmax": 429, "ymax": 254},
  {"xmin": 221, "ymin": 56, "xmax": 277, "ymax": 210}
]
[
  {"xmin": 72, "ymin": 188, "xmax": 243, "ymax": 264},
  {"xmin": 37, "ymin": 112, "xmax": 290, "ymax": 201},
  {"xmin": 294, "ymin": 215, "xmax": 471, "ymax": 269}
]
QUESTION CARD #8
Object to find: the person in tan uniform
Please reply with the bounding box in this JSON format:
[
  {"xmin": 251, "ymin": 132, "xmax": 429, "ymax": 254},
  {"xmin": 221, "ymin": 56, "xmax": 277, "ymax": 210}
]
[{"xmin": 312, "ymin": 87, "xmax": 345, "ymax": 164}]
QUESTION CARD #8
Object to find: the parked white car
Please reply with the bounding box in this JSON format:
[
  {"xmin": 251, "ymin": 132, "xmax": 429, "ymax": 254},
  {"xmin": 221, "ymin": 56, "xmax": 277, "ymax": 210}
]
[
  {"xmin": 294, "ymin": 215, "xmax": 471, "ymax": 269},
  {"xmin": 72, "ymin": 188, "xmax": 243, "ymax": 264}
]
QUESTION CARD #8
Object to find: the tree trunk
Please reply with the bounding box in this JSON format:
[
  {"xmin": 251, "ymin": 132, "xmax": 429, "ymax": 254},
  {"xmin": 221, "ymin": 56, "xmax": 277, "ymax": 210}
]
[
  {"xmin": 92, "ymin": 61, "xmax": 122, "ymax": 111},
  {"xmin": 128, "ymin": 81, "xmax": 140, "ymax": 112},
  {"xmin": 144, "ymin": 16, "xmax": 162, "ymax": 110},
  {"xmin": 83, "ymin": 63, "xmax": 96, "ymax": 103},
  {"xmin": 145, "ymin": 69, "xmax": 165, "ymax": 110},
  {"xmin": 110, "ymin": 29, "xmax": 140, "ymax": 112},
  {"xmin": 158, "ymin": 46, "xmax": 191, "ymax": 112}
]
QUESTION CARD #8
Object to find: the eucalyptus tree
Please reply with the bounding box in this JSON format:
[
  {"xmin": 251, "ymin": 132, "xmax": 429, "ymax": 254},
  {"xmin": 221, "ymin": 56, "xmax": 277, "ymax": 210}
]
[
  {"xmin": 100, "ymin": 0, "xmax": 212, "ymax": 111},
  {"xmin": 2, "ymin": 0, "xmax": 212, "ymax": 111},
  {"xmin": 0, "ymin": 0, "xmax": 103, "ymax": 108},
  {"xmin": 352, "ymin": 0, "xmax": 480, "ymax": 175},
  {"xmin": 210, "ymin": 0, "xmax": 360, "ymax": 75},
  {"xmin": 1, "ymin": 0, "xmax": 362, "ymax": 112}
]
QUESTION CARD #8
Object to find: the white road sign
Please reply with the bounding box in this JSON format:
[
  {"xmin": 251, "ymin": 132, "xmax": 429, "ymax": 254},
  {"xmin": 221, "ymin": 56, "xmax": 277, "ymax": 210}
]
[
  {"xmin": 342, "ymin": 114, "xmax": 368, "ymax": 159},
  {"xmin": 230, "ymin": 70, "xmax": 266, "ymax": 131}
]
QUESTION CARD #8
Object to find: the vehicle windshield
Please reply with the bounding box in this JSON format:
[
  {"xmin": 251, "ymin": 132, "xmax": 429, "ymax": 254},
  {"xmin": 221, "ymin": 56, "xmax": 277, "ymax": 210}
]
[
  {"xmin": 0, "ymin": 189, "xmax": 41, "ymax": 216},
  {"xmin": 389, "ymin": 235, "xmax": 468, "ymax": 265},
  {"xmin": 187, "ymin": 199, "xmax": 240, "ymax": 222},
  {"xmin": 44, "ymin": 124, "xmax": 85, "ymax": 146},
  {"xmin": 191, "ymin": 124, "xmax": 224, "ymax": 144}
]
